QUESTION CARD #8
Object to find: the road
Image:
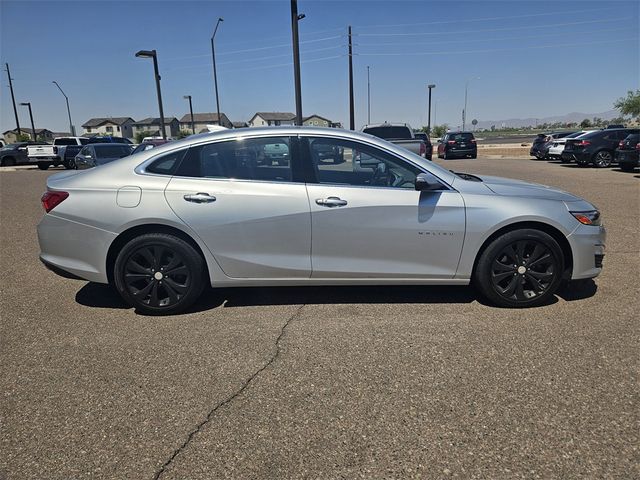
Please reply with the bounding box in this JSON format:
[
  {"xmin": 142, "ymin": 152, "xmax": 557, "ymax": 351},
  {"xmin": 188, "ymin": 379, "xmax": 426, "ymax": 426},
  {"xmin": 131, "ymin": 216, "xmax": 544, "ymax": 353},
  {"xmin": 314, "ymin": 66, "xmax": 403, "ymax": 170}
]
[{"xmin": 1, "ymin": 158, "xmax": 638, "ymax": 479}]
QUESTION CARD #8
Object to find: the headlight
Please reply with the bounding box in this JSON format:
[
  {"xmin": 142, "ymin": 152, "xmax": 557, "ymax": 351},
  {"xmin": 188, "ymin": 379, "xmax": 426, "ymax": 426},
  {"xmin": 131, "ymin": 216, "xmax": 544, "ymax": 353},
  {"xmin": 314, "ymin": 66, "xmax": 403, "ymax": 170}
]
[{"xmin": 570, "ymin": 210, "xmax": 601, "ymax": 226}]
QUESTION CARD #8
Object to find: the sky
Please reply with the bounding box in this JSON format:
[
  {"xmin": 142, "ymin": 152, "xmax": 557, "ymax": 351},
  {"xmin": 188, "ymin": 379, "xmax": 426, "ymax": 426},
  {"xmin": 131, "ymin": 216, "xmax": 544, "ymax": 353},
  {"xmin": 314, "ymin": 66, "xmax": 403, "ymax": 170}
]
[{"xmin": 1, "ymin": 0, "xmax": 638, "ymax": 135}]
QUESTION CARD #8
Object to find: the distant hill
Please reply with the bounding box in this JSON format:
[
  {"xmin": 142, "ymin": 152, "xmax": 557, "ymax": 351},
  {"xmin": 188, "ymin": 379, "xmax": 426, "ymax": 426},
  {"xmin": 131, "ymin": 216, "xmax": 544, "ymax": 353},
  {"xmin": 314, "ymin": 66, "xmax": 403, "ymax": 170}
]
[{"xmin": 474, "ymin": 110, "xmax": 621, "ymax": 130}]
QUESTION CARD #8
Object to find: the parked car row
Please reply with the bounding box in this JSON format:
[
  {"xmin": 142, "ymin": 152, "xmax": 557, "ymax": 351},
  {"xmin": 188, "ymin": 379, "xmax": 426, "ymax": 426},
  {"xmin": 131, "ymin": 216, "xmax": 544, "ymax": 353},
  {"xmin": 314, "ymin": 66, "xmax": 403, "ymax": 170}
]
[{"xmin": 531, "ymin": 127, "xmax": 640, "ymax": 171}]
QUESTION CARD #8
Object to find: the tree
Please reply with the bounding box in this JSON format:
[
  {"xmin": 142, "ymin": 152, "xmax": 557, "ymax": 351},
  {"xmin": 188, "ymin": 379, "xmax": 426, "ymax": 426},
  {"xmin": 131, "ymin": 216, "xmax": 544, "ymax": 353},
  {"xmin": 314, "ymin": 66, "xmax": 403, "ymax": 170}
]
[
  {"xmin": 431, "ymin": 124, "xmax": 448, "ymax": 138},
  {"xmin": 580, "ymin": 118, "xmax": 592, "ymax": 128},
  {"xmin": 176, "ymin": 130, "xmax": 192, "ymax": 139},
  {"xmin": 614, "ymin": 90, "xmax": 640, "ymax": 118},
  {"xmin": 16, "ymin": 133, "xmax": 31, "ymax": 142},
  {"xmin": 135, "ymin": 130, "xmax": 153, "ymax": 143}
]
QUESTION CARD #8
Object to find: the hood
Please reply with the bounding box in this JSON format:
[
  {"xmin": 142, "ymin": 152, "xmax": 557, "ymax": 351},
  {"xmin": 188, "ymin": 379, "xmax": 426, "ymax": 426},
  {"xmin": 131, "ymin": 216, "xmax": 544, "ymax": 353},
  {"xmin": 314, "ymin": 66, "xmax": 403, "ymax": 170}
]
[{"xmin": 478, "ymin": 175, "xmax": 582, "ymax": 201}]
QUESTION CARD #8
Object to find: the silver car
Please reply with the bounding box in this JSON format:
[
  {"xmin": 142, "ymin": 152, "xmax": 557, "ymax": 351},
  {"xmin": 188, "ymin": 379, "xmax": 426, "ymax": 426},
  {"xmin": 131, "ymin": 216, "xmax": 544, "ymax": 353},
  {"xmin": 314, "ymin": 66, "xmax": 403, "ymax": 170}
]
[{"xmin": 37, "ymin": 127, "xmax": 605, "ymax": 315}]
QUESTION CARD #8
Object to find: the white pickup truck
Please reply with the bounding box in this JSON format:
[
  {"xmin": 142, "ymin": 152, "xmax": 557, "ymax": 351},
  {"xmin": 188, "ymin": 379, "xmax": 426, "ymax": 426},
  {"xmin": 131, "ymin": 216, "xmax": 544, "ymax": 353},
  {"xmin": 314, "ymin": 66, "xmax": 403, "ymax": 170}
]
[
  {"xmin": 362, "ymin": 123, "xmax": 429, "ymax": 159},
  {"xmin": 27, "ymin": 137, "xmax": 89, "ymax": 170}
]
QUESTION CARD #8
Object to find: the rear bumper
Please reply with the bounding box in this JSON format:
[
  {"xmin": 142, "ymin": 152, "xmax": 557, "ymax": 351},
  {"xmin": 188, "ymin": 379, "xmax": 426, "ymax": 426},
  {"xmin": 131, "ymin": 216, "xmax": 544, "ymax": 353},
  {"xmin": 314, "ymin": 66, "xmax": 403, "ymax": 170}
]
[
  {"xmin": 445, "ymin": 148, "xmax": 476, "ymax": 157},
  {"xmin": 561, "ymin": 150, "xmax": 589, "ymax": 163},
  {"xmin": 37, "ymin": 213, "xmax": 115, "ymax": 283},
  {"xmin": 615, "ymin": 150, "xmax": 639, "ymax": 167},
  {"xmin": 567, "ymin": 224, "xmax": 606, "ymax": 280}
]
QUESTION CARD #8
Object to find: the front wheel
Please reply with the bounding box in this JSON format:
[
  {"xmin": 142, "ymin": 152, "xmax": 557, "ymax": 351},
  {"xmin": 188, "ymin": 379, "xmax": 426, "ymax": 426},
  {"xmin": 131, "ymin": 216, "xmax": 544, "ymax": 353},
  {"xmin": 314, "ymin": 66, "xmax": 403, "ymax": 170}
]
[
  {"xmin": 114, "ymin": 233, "xmax": 206, "ymax": 315},
  {"xmin": 473, "ymin": 229, "xmax": 564, "ymax": 308},
  {"xmin": 37, "ymin": 162, "xmax": 50, "ymax": 170},
  {"xmin": 592, "ymin": 150, "xmax": 613, "ymax": 168}
]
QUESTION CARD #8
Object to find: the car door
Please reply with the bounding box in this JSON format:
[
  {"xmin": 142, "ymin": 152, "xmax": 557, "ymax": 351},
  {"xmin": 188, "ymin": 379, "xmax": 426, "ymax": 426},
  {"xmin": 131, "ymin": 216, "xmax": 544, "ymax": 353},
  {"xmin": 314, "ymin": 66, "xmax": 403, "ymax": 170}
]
[
  {"xmin": 163, "ymin": 135, "xmax": 312, "ymax": 279},
  {"xmin": 303, "ymin": 136, "xmax": 465, "ymax": 279}
]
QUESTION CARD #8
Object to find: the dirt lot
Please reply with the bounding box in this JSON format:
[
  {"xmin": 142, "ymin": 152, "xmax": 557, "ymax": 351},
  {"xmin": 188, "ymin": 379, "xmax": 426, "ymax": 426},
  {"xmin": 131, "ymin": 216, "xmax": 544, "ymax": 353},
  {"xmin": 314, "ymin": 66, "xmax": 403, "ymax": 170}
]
[{"xmin": 1, "ymin": 158, "xmax": 638, "ymax": 479}]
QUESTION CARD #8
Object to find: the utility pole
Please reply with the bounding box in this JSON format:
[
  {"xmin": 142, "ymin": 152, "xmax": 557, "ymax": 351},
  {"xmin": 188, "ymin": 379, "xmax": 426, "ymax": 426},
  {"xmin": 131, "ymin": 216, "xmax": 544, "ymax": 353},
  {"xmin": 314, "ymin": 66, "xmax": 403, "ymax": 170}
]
[
  {"xmin": 5, "ymin": 63, "xmax": 21, "ymax": 137},
  {"xmin": 367, "ymin": 66, "xmax": 371, "ymax": 124},
  {"xmin": 290, "ymin": 0, "xmax": 304, "ymax": 126},
  {"xmin": 20, "ymin": 102, "xmax": 36, "ymax": 140},
  {"xmin": 184, "ymin": 95, "xmax": 195, "ymax": 134},
  {"xmin": 348, "ymin": 25, "xmax": 354, "ymax": 130}
]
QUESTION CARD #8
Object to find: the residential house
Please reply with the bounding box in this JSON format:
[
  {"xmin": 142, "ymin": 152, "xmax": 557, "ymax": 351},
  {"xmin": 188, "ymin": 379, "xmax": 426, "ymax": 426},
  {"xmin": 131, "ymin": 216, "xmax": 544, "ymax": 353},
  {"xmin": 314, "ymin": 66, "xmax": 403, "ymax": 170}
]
[
  {"xmin": 178, "ymin": 112, "xmax": 233, "ymax": 133},
  {"xmin": 248, "ymin": 112, "xmax": 296, "ymax": 127},
  {"xmin": 2, "ymin": 128, "xmax": 54, "ymax": 143},
  {"xmin": 131, "ymin": 117, "xmax": 180, "ymax": 139},
  {"xmin": 302, "ymin": 114, "xmax": 333, "ymax": 127},
  {"xmin": 82, "ymin": 117, "xmax": 135, "ymax": 139},
  {"xmin": 232, "ymin": 121, "xmax": 249, "ymax": 129}
]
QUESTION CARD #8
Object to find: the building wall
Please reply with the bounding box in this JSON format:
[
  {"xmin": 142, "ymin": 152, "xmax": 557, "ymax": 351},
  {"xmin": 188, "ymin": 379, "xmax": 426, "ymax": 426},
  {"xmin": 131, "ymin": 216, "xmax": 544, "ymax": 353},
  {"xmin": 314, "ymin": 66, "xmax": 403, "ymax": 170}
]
[
  {"xmin": 3, "ymin": 130, "xmax": 54, "ymax": 143},
  {"xmin": 249, "ymin": 115, "xmax": 294, "ymax": 127},
  {"xmin": 303, "ymin": 116, "xmax": 330, "ymax": 127},
  {"xmin": 132, "ymin": 120, "xmax": 180, "ymax": 138},
  {"xmin": 83, "ymin": 121, "xmax": 134, "ymax": 139}
]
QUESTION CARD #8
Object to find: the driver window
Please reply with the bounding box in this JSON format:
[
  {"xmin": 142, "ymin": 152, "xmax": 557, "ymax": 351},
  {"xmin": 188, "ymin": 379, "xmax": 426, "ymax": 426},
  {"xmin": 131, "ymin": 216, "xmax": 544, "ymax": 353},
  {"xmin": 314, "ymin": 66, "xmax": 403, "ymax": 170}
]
[{"xmin": 307, "ymin": 137, "xmax": 421, "ymax": 189}]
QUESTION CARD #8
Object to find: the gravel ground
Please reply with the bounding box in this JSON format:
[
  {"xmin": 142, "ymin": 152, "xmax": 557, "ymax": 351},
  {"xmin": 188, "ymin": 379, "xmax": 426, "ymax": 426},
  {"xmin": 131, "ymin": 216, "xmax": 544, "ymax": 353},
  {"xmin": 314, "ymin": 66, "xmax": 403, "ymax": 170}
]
[{"xmin": 1, "ymin": 158, "xmax": 638, "ymax": 479}]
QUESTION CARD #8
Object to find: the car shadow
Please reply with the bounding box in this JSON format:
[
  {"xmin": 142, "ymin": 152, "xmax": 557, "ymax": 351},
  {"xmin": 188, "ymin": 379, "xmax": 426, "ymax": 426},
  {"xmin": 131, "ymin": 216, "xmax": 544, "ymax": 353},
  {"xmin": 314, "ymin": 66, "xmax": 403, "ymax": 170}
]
[
  {"xmin": 74, "ymin": 281, "xmax": 602, "ymax": 313},
  {"xmin": 556, "ymin": 279, "xmax": 598, "ymax": 301}
]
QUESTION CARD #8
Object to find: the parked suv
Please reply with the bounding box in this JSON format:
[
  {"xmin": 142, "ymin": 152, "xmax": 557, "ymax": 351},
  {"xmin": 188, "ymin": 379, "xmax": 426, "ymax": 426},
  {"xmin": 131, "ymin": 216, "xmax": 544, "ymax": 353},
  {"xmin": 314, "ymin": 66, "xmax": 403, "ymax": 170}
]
[
  {"xmin": 615, "ymin": 133, "xmax": 639, "ymax": 172},
  {"xmin": 437, "ymin": 131, "xmax": 477, "ymax": 159},
  {"xmin": 562, "ymin": 128, "xmax": 640, "ymax": 167}
]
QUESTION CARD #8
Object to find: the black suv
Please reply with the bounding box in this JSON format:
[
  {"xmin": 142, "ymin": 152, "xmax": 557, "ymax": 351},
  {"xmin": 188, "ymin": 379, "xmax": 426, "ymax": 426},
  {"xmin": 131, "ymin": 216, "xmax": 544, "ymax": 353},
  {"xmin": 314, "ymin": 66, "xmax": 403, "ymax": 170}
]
[
  {"xmin": 615, "ymin": 133, "xmax": 639, "ymax": 172},
  {"xmin": 562, "ymin": 128, "xmax": 640, "ymax": 167},
  {"xmin": 437, "ymin": 131, "xmax": 477, "ymax": 159}
]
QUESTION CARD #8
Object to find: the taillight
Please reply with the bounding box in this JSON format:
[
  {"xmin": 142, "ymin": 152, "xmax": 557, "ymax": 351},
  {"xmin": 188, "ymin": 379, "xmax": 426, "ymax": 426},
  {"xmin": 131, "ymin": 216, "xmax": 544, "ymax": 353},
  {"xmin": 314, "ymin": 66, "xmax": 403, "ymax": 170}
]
[
  {"xmin": 636, "ymin": 143, "xmax": 640, "ymax": 151},
  {"xmin": 447, "ymin": 140, "xmax": 456, "ymax": 145},
  {"xmin": 618, "ymin": 140, "xmax": 624, "ymax": 148},
  {"xmin": 419, "ymin": 142, "xmax": 426, "ymax": 156},
  {"xmin": 41, "ymin": 191, "xmax": 69, "ymax": 213},
  {"xmin": 470, "ymin": 139, "xmax": 477, "ymax": 143},
  {"xmin": 577, "ymin": 140, "xmax": 591, "ymax": 147}
]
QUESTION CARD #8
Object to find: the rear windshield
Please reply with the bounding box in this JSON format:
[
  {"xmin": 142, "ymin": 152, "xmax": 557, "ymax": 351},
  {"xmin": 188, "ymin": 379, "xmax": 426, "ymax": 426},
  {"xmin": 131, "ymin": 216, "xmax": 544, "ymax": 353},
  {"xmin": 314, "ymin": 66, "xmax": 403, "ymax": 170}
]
[
  {"xmin": 449, "ymin": 133, "xmax": 474, "ymax": 141},
  {"xmin": 54, "ymin": 138, "xmax": 79, "ymax": 145},
  {"xmin": 363, "ymin": 126, "xmax": 412, "ymax": 140},
  {"xmin": 94, "ymin": 145, "xmax": 132, "ymax": 159},
  {"xmin": 624, "ymin": 134, "xmax": 639, "ymax": 142},
  {"xmin": 565, "ymin": 131, "xmax": 585, "ymax": 139}
]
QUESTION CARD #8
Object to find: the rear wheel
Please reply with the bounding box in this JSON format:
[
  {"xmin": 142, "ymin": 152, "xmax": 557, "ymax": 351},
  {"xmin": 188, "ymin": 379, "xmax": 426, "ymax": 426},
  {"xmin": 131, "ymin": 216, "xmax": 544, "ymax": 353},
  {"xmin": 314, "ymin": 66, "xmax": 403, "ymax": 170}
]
[
  {"xmin": 114, "ymin": 233, "xmax": 206, "ymax": 315},
  {"xmin": 37, "ymin": 162, "xmax": 50, "ymax": 170},
  {"xmin": 470, "ymin": 153, "xmax": 477, "ymax": 159},
  {"xmin": 473, "ymin": 229, "xmax": 564, "ymax": 308},
  {"xmin": 592, "ymin": 150, "xmax": 613, "ymax": 168}
]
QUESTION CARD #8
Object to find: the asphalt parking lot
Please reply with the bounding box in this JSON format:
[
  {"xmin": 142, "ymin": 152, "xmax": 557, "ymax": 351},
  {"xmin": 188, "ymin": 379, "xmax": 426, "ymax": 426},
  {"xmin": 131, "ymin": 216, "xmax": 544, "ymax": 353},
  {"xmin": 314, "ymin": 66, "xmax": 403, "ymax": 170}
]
[{"xmin": 1, "ymin": 157, "xmax": 638, "ymax": 479}]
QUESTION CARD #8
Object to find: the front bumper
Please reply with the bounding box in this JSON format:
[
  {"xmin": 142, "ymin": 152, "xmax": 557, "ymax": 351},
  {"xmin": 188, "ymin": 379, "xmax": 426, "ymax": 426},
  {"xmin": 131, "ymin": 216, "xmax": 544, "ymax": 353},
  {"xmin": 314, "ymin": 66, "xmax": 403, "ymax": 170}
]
[{"xmin": 567, "ymin": 224, "xmax": 606, "ymax": 279}]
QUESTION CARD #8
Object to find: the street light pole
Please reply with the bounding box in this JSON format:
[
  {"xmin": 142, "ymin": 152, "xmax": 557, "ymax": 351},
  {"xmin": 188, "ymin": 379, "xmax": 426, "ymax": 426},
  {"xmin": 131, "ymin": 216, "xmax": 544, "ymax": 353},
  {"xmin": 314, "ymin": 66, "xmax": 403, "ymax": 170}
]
[
  {"xmin": 52, "ymin": 81, "xmax": 75, "ymax": 136},
  {"xmin": 5, "ymin": 63, "xmax": 21, "ymax": 137},
  {"xmin": 211, "ymin": 17, "xmax": 224, "ymax": 124},
  {"xmin": 290, "ymin": 1, "xmax": 304, "ymax": 126},
  {"xmin": 348, "ymin": 25, "xmax": 355, "ymax": 130},
  {"xmin": 135, "ymin": 49, "xmax": 167, "ymax": 139},
  {"xmin": 367, "ymin": 66, "xmax": 371, "ymax": 124},
  {"xmin": 463, "ymin": 77, "xmax": 479, "ymax": 131},
  {"xmin": 427, "ymin": 84, "xmax": 435, "ymax": 133},
  {"xmin": 20, "ymin": 102, "xmax": 36, "ymax": 141},
  {"xmin": 184, "ymin": 95, "xmax": 195, "ymax": 134}
]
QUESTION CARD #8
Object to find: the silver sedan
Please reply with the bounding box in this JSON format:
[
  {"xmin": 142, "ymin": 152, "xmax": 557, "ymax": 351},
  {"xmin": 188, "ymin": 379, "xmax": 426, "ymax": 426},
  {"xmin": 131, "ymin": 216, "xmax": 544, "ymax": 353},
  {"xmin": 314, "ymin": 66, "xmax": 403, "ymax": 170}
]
[{"xmin": 37, "ymin": 127, "xmax": 606, "ymax": 315}]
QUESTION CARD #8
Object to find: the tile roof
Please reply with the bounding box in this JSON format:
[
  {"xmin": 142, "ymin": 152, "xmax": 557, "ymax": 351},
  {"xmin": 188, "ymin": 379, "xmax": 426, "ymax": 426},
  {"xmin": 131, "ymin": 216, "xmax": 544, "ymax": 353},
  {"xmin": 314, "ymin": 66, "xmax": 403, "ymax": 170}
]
[{"xmin": 82, "ymin": 117, "xmax": 134, "ymax": 127}]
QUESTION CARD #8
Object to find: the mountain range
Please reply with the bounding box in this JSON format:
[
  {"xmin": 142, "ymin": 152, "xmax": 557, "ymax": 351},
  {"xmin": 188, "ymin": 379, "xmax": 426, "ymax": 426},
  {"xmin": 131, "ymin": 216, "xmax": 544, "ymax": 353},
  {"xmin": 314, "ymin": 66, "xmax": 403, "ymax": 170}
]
[{"xmin": 473, "ymin": 109, "xmax": 621, "ymax": 130}]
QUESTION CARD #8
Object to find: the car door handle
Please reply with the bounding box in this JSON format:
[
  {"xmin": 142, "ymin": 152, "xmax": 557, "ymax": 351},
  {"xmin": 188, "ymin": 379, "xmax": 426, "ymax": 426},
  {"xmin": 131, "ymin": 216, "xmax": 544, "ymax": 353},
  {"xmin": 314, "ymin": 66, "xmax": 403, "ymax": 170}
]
[
  {"xmin": 316, "ymin": 196, "xmax": 347, "ymax": 207},
  {"xmin": 183, "ymin": 192, "xmax": 217, "ymax": 203}
]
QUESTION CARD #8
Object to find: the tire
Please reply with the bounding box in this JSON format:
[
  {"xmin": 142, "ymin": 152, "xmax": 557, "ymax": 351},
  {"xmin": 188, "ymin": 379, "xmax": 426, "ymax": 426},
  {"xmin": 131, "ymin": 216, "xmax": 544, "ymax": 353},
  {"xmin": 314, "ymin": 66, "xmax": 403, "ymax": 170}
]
[
  {"xmin": 443, "ymin": 150, "xmax": 451, "ymax": 160},
  {"xmin": 473, "ymin": 229, "xmax": 564, "ymax": 308},
  {"xmin": 470, "ymin": 153, "xmax": 477, "ymax": 159},
  {"xmin": 37, "ymin": 162, "xmax": 50, "ymax": 170},
  {"xmin": 113, "ymin": 233, "xmax": 206, "ymax": 315},
  {"xmin": 592, "ymin": 150, "xmax": 613, "ymax": 168}
]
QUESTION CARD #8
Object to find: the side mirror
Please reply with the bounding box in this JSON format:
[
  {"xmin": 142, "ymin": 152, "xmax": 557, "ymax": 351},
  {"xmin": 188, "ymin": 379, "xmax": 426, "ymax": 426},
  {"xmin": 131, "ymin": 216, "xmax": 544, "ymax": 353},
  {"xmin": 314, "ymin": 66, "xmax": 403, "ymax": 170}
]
[{"xmin": 415, "ymin": 173, "xmax": 442, "ymax": 191}]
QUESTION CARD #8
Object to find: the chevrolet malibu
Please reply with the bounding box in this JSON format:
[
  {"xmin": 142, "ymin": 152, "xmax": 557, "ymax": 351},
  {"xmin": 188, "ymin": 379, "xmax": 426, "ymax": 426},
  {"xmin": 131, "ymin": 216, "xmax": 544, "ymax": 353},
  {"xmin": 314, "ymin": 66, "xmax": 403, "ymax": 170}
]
[{"xmin": 38, "ymin": 127, "xmax": 605, "ymax": 315}]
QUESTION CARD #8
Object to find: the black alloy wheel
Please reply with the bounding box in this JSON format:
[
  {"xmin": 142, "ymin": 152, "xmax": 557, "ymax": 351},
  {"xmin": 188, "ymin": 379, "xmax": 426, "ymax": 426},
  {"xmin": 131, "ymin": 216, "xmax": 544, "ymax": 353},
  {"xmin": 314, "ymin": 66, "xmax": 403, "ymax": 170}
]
[
  {"xmin": 114, "ymin": 233, "xmax": 205, "ymax": 315},
  {"xmin": 474, "ymin": 229, "xmax": 564, "ymax": 308}
]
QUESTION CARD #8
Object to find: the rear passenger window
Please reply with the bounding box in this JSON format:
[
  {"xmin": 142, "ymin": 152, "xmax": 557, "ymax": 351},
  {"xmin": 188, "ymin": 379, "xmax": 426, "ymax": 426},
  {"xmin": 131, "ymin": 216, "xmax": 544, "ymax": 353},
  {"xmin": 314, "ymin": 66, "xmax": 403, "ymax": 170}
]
[
  {"xmin": 146, "ymin": 149, "xmax": 187, "ymax": 175},
  {"xmin": 176, "ymin": 137, "xmax": 294, "ymax": 182}
]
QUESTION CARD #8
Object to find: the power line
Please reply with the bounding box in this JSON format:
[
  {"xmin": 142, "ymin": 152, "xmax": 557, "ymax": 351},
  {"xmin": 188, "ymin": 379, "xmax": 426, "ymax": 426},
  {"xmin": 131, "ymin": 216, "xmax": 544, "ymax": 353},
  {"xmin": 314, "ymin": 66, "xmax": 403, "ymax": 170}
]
[
  {"xmin": 352, "ymin": 7, "xmax": 612, "ymax": 29},
  {"xmin": 356, "ymin": 25, "xmax": 636, "ymax": 49},
  {"xmin": 356, "ymin": 18, "xmax": 621, "ymax": 37},
  {"xmin": 357, "ymin": 37, "xmax": 635, "ymax": 57}
]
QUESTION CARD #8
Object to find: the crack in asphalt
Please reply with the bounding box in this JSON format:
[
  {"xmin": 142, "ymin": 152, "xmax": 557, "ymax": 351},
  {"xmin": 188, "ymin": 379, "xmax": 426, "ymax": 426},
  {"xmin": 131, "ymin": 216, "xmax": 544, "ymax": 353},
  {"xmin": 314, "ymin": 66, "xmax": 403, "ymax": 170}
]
[{"xmin": 152, "ymin": 304, "xmax": 305, "ymax": 480}]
